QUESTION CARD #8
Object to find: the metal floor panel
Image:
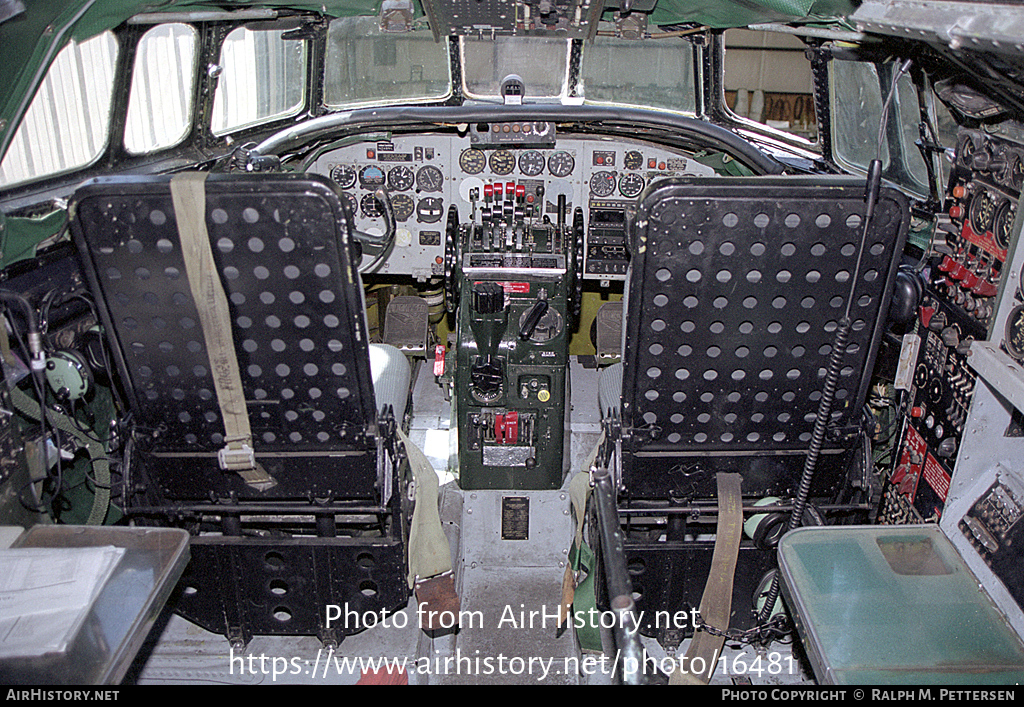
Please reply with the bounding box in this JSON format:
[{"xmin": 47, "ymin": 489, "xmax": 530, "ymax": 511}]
[{"xmin": 434, "ymin": 566, "xmax": 579, "ymax": 684}]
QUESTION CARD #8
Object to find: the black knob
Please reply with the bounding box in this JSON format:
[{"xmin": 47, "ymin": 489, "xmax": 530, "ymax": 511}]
[
  {"xmin": 473, "ymin": 282, "xmax": 505, "ymax": 314},
  {"xmin": 470, "ymin": 359, "xmax": 503, "ymax": 395}
]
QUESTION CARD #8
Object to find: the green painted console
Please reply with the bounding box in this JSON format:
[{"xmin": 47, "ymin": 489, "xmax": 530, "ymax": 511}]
[{"xmin": 448, "ymin": 210, "xmax": 578, "ymax": 490}]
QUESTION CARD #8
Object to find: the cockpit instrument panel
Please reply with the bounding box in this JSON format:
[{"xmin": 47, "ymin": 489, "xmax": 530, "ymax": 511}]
[{"xmin": 312, "ymin": 133, "xmax": 715, "ymax": 280}]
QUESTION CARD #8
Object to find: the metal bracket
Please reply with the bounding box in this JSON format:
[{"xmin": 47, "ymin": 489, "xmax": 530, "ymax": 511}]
[{"xmin": 218, "ymin": 444, "xmax": 256, "ymax": 471}]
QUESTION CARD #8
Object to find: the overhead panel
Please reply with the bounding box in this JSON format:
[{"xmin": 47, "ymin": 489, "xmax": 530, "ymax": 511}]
[{"xmin": 421, "ymin": 0, "xmax": 604, "ymax": 39}]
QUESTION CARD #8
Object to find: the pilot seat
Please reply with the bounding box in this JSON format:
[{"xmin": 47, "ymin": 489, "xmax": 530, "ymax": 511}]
[{"xmin": 68, "ymin": 172, "xmax": 447, "ymax": 647}]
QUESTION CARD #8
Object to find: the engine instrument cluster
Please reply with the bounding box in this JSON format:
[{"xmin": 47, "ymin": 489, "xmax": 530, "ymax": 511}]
[
  {"xmin": 937, "ymin": 128, "xmax": 1023, "ymax": 329},
  {"xmin": 310, "ymin": 130, "xmax": 715, "ymax": 281}
]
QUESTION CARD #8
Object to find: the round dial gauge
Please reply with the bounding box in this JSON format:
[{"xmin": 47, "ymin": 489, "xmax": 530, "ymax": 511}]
[
  {"xmin": 623, "ymin": 150, "xmax": 644, "ymax": 170},
  {"xmin": 416, "ymin": 197, "xmax": 444, "ymax": 223},
  {"xmin": 330, "ymin": 164, "xmax": 356, "ymax": 189},
  {"xmin": 361, "ymin": 193, "xmax": 383, "ymax": 218},
  {"xmin": 958, "ymin": 133, "xmax": 981, "ymax": 168},
  {"xmin": 1006, "ymin": 304, "xmax": 1024, "ymax": 363},
  {"xmin": 547, "ymin": 150, "xmax": 575, "ymax": 178},
  {"xmin": 519, "ymin": 150, "xmax": 546, "ymax": 177},
  {"xmin": 619, "ymin": 172, "xmax": 646, "ymax": 198},
  {"xmin": 387, "ymin": 166, "xmax": 414, "ymax": 191},
  {"xmin": 1011, "ymin": 154, "xmax": 1024, "ymax": 191},
  {"xmin": 994, "ymin": 200, "xmax": 1016, "ymax": 251},
  {"xmin": 416, "ymin": 165, "xmax": 444, "ymax": 192},
  {"xmin": 589, "ymin": 171, "xmax": 616, "ymax": 197},
  {"xmin": 359, "ymin": 165, "xmax": 386, "ymax": 188},
  {"xmin": 969, "ymin": 189, "xmax": 996, "ymax": 234},
  {"xmin": 489, "ymin": 149, "xmax": 516, "ymax": 176},
  {"xmin": 341, "ymin": 191, "xmax": 358, "ymax": 216},
  {"xmin": 391, "ymin": 193, "xmax": 415, "ymax": 222},
  {"xmin": 459, "ymin": 149, "xmax": 486, "ymax": 175}
]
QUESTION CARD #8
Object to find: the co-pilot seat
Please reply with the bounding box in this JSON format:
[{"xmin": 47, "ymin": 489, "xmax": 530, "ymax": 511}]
[
  {"xmin": 69, "ymin": 173, "xmax": 421, "ymax": 647},
  {"xmin": 593, "ymin": 176, "xmax": 910, "ymax": 651}
]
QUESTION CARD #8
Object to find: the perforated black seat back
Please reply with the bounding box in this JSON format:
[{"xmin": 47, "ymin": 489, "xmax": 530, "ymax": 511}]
[
  {"xmin": 71, "ymin": 173, "xmax": 379, "ymax": 501},
  {"xmin": 621, "ymin": 177, "xmax": 908, "ymax": 499}
]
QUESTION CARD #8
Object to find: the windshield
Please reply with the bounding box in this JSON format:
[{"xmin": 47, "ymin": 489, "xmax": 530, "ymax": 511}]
[
  {"xmin": 462, "ymin": 36, "xmax": 569, "ymax": 100},
  {"xmin": 325, "ymin": 15, "xmax": 451, "ymax": 108},
  {"xmin": 581, "ymin": 33, "xmax": 697, "ymax": 114},
  {"xmin": 461, "ymin": 28, "xmax": 698, "ymax": 112}
]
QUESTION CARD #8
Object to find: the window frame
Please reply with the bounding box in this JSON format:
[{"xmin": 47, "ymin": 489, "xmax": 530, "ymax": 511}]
[
  {"xmin": 579, "ymin": 31, "xmax": 702, "ymax": 116},
  {"xmin": 711, "ymin": 30, "xmax": 823, "ymax": 156},
  {"xmin": 322, "ymin": 15, "xmax": 453, "ymax": 111},
  {"xmin": 460, "ymin": 35, "xmax": 573, "ymax": 103},
  {"xmin": 209, "ymin": 23, "xmax": 312, "ymax": 137}
]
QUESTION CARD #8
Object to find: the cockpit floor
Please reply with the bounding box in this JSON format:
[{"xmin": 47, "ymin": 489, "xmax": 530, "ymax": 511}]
[{"xmin": 124, "ymin": 359, "xmax": 812, "ymax": 685}]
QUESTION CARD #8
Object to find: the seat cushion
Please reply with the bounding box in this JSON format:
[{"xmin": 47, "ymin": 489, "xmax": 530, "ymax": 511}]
[
  {"xmin": 597, "ymin": 361, "xmax": 623, "ymax": 418},
  {"xmin": 369, "ymin": 343, "xmax": 411, "ymax": 418}
]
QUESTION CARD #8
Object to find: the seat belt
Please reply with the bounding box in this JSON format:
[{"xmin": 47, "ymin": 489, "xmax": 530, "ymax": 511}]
[
  {"xmin": 170, "ymin": 173, "xmax": 275, "ymax": 491},
  {"xmin": 397, "ymin": 427, "xmax": 460, "ymax": 629},
  {"xmin": 670, "ymin": 472, "xmax": 743, "ymax": 684},
  {"xmin": 563, "ymin": 470, "xmax": 602, "ymax": 651}
]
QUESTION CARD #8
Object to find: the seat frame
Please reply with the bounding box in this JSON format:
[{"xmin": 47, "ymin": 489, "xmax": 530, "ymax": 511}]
[
  {"xmin": 70, "ymin": 173, "xmax": 412, "ymax": 646},
  {"xmin": 591, "ymin": 176, "xmax": 910, "ymax": 644}
]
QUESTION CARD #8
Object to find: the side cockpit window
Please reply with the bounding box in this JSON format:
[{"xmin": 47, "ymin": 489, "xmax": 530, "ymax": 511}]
[
  {"xmin": 831, "ymin": 58, "xmax": 954, "ymax": 198},
  {"xmin": 723, "ymin": 29, "xmax": 817, "ymax": 144},
  {"xmin": 211, "ymin": 26, "xmax": 307, "ymax": 136},
  {"xmin": 124, "ymin": 23, "xmax": 198, "ymax": 155},
  {"xmin": 0, "ymin": 32, "xmax": 118, "ymax": 188}
]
